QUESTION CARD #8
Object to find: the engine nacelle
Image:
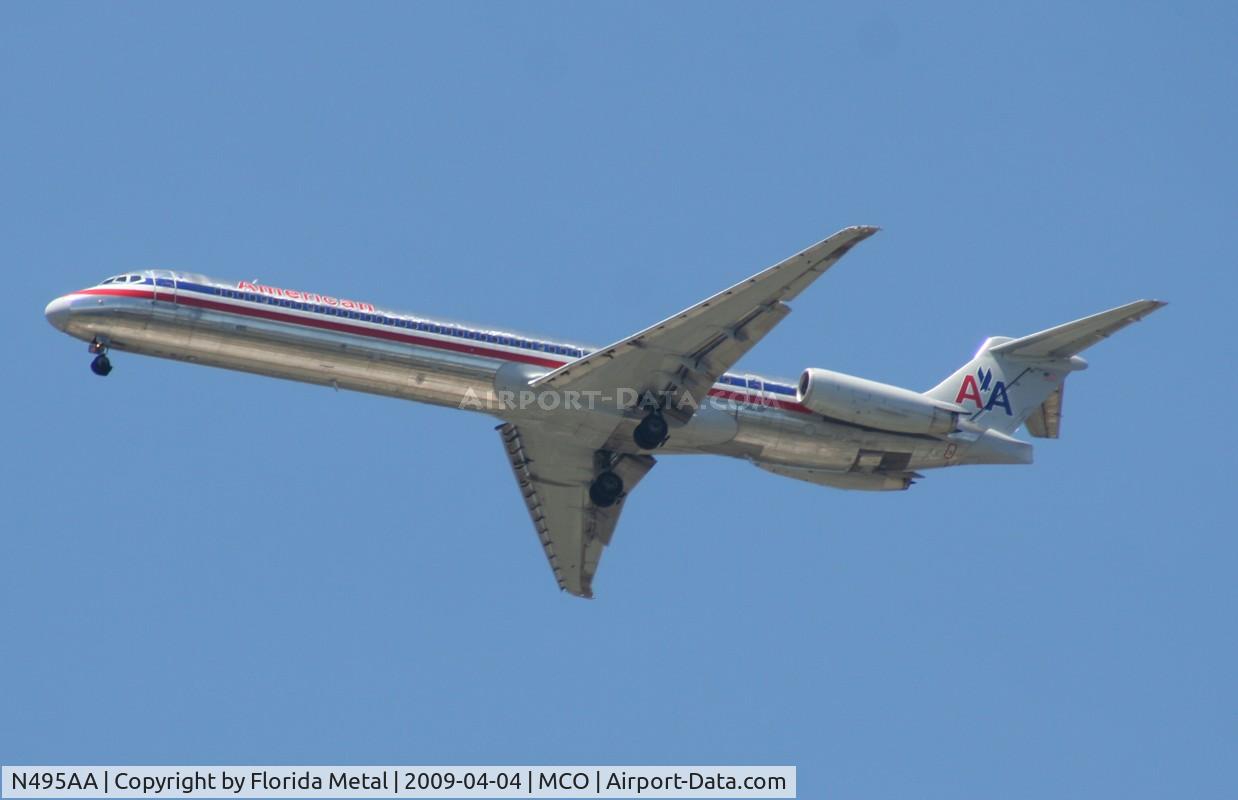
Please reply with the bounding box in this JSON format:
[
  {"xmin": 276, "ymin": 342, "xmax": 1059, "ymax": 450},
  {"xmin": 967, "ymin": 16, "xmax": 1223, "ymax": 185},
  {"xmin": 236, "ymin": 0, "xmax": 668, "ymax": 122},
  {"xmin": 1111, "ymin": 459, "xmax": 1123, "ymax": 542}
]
[{"xmin": 796, "ymin": 368, "xmax": 961, "ymax": 436}]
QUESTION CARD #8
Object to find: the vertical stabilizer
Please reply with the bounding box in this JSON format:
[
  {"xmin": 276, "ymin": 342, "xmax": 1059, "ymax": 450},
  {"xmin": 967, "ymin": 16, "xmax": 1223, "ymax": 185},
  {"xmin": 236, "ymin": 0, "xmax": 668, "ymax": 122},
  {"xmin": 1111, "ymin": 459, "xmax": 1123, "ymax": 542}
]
[{"xmin": 924, "ymin": 300, "xmax": 1165, "ymax": 436}]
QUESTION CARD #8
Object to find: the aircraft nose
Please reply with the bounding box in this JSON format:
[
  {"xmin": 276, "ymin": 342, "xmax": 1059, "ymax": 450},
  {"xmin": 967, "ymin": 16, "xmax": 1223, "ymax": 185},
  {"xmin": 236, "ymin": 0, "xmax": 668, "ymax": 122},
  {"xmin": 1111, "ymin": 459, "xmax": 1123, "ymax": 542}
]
[{"xmin": 44, "ymin": 295, "xmax": 72, "ymax": 331}]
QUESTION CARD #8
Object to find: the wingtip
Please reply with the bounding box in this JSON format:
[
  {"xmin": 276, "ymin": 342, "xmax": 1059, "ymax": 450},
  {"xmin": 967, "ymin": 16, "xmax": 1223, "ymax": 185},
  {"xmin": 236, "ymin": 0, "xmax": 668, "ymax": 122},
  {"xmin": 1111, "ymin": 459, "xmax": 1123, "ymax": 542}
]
[
  {"xmin": 814, "ymin": 226, "xmax": 879, "ymax": 261},
  {"xmin": 561, "ymin": 583, "xmax": 595, "ymax": 600}
]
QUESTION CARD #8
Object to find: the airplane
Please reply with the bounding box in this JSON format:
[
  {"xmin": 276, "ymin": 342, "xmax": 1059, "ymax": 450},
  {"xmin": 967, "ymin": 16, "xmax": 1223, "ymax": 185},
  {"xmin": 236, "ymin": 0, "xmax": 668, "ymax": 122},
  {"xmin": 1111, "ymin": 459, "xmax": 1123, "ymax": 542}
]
[{"xmin": 44, "ymin": 227, "xmax": 1165, "ymax": 597}]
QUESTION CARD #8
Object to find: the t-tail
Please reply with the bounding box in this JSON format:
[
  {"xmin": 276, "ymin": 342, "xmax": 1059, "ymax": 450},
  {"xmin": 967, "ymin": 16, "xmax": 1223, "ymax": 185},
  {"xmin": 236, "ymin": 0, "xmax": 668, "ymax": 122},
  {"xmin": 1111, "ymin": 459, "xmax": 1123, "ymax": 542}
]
[{"xmin": 924, "ymin": 300, "xmax": 1166, "ymax": 437}]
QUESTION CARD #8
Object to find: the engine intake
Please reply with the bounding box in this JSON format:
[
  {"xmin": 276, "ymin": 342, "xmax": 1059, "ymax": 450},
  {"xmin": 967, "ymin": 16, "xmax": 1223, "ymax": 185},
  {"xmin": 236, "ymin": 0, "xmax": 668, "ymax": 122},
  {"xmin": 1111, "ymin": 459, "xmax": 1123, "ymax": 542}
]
[{"xmin": 797, "ymin": 368, "xmax": 961, "ymax": 436}]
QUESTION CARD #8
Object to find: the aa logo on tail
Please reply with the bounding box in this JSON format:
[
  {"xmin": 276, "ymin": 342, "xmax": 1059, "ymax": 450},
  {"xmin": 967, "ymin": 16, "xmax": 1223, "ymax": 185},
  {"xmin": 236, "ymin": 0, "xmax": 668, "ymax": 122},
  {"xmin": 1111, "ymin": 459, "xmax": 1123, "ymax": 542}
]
[{"xmin": 955, "ymin": 367, "xmax": 1012, "ymax": 415}]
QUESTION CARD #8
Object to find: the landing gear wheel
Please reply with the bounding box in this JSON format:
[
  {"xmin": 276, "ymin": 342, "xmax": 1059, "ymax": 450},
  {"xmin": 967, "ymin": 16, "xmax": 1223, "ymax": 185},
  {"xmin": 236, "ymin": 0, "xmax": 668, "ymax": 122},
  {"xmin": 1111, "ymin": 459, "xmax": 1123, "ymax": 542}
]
[
  {"xmin": 90, "ymin": 354, "xmax": 112, "ymax": 376},
  {"xmin": 633, "ymin": 412, "xmax": 668, "ymax": 450},
  {"xmin": 589, "ymin": 470, "xmax": 624, "ymax": 508}
]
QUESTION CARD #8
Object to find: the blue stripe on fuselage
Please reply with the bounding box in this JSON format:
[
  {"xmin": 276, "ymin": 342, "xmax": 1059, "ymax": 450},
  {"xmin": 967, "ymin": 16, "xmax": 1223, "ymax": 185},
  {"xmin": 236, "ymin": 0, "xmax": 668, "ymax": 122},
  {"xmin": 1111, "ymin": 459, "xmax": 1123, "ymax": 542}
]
[{"xmin": 158, "ymin": 278, "xmax": 798, "ymax": 396}]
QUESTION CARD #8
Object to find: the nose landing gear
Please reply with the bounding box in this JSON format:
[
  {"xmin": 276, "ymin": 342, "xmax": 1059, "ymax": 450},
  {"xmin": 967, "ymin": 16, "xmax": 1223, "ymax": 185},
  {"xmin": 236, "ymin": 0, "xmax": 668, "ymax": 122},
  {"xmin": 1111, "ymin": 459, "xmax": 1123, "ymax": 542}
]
[{"xmin": 88, "ymin": 338, "xmax": 112, "ymax": 376}]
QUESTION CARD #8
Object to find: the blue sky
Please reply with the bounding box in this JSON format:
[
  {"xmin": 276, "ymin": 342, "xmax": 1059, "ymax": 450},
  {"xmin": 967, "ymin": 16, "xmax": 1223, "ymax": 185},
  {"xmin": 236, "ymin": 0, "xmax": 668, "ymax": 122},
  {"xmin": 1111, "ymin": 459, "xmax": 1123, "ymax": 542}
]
[{"xmin": 2, "ymin": 3, "xmax": 1235, "ymax": 797}]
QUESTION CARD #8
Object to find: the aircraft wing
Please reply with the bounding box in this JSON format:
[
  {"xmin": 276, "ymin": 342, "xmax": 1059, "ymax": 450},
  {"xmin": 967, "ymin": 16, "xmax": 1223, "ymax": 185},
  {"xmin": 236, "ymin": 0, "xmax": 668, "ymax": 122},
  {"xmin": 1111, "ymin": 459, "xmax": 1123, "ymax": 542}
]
[
  {"xmin": 498, "ymin": 422, "xmax": 655, "ymax": 598},
  {"xmin": 529, "ymin": 226, "xmax": 879, "ymax": 427}
]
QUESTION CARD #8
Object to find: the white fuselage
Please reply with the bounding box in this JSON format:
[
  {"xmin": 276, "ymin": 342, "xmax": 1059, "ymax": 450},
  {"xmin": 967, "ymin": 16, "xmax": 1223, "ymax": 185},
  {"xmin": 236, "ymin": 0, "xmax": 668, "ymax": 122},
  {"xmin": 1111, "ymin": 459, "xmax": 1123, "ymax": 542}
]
[{"xmin": 44, "ymin": 270, "xmax": 1029, "ymax": 481}]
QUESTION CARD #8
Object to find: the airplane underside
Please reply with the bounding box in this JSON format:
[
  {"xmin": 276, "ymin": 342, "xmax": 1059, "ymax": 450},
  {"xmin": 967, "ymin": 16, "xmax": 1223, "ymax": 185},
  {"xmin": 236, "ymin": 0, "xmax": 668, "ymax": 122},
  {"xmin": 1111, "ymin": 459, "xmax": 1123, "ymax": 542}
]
[
  {"xmin": 45, "ymin": 227, "xmax": 1164, "ymax": 596},
  {"xmin": 52, "ymin": 291, "xmax": 1009, "ymax": 483}
]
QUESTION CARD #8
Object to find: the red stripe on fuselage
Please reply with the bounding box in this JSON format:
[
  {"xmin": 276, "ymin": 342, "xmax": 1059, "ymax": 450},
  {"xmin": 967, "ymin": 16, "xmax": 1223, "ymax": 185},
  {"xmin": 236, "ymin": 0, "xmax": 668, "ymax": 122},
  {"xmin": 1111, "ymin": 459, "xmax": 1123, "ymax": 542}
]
[
  {"xmin": 71, "ymin": 286, "xmax": 817, "ymax": 415},
  {"xmin": 76, "ymin": 286, "xmax": 563, "ymax": 368}
]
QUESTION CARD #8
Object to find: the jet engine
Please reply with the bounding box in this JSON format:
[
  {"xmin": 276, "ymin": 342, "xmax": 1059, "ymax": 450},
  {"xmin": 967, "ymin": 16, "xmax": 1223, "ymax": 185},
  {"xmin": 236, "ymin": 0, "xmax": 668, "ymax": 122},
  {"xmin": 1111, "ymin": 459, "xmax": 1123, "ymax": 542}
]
[{"xmin": 796, "ymin": 368, "xmax": 961, "ymax": 436}]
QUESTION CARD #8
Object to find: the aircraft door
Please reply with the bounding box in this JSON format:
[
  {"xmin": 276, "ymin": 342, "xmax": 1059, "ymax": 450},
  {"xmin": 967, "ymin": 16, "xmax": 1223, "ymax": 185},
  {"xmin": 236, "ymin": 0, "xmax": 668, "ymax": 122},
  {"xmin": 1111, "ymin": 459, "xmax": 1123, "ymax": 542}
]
[{"xmin": 152, "ymin": 269, "xmax": 178, "ymax": 305}]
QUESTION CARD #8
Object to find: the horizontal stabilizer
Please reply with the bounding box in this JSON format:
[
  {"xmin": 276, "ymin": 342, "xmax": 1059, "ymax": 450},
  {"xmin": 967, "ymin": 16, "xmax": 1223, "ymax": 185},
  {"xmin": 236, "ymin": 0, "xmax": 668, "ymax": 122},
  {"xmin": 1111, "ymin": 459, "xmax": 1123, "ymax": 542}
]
[{"xmin": 990, "ymin": 300, "xmax": 1166, "ymax": 360}]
